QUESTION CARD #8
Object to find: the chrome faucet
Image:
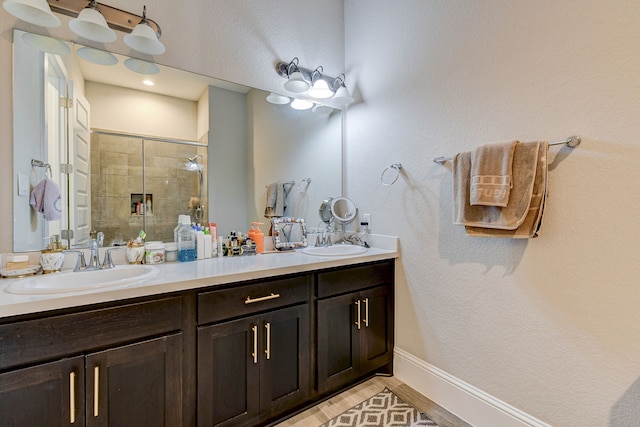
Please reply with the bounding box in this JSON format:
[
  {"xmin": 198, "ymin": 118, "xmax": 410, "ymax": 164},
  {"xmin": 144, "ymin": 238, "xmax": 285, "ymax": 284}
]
[
  {"xmin": 64, "ymin": 234, "xmax": 121, "ymax": 271},
  {"xmin": 85, "ymin": 238, "xmax": 102, "ymax": 270},
  {"xmin": 315, "ymin": 227, "xmax": 334, "ymax": 247}
]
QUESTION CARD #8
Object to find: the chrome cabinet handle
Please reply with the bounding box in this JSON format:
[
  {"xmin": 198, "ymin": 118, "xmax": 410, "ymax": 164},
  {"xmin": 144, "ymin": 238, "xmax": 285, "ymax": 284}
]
[
  {"xmin": 265, "ymin": 322, "xmax": 271, "ymax": 360},
  {"xmin": 355, "ymin": 300, "xmax": 361, "ymax": 330},
  {"xmin": 245, "ymin": 293, "xmax": 281, "ymax": 304},
  {"xmin": 252, "ymin": 325, "xmax": 258, "ymax": 364},
  {"xmin": 93, "ymin": 366, "xmax": 100, "ymax": 417},
  {"xmin": 363, "ymin": 297, "xmax": 369, "ymax": 327},
  {"xmin": 69, "ymin": 372, "xmax": 76, "ymax": 424}
]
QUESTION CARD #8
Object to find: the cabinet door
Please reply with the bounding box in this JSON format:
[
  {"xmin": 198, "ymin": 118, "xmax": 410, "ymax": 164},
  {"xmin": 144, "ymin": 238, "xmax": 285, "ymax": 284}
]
[
  {"xmin": 197, "ymin": 317, "xmax": 260, "ymax": 427},
  {"xmin": 317, "ymin": 292, "xmax": 360, "ymax": 394},
  {"xmin": 0, "ymin": 356, "xmax": 85, "ymax": 426},
  {"xmin": 359, "ymin": 285, "xmax": 394, "ymax": 373},
  {"xmin": 259, "ymin": 304, "xmax": 310, "ymax": 419},
  {"xmin": 86, "ymin": 334, "xmax": 183, "ymax": 427}
]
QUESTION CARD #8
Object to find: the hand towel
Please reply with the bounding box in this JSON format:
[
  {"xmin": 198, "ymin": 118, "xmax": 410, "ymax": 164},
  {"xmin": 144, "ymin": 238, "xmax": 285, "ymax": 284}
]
[
  {"xmin": 29, "ymin": 178, "xmax": 62, "ymax": 221},
  {"xmin": 264, "ymin": 182, "xmax": 286, "ymax": 218},
  {"xmin": 470, "ymin": 140, "xmax": 517, "ymax": 207},
  {"xmin": 465, "ymin": 141, "xmax": 548, "ymax": 238},
  {"xmin": 453, "ymin": 141, "xmax": 540, "ymax": 230}
]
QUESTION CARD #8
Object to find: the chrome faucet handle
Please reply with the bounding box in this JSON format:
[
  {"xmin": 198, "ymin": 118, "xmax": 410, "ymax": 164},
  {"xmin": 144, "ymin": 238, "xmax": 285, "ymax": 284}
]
[
  {"xmin": 63, "ymin": 250, "xmax": 87, "ymax": 272},
  {"xmin": 101, "ymin": 247, "xmax": 123, "ymax": 269}
]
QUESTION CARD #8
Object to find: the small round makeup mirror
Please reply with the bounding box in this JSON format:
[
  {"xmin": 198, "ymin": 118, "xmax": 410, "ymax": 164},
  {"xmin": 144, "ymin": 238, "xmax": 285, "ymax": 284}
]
[
  {"xmin": 318, "ymin": 198, "xmax": 334, "ymax": 225},
  {"xmin": 330, "ymin": 197, "xmax": 357, "ymax": 224}
]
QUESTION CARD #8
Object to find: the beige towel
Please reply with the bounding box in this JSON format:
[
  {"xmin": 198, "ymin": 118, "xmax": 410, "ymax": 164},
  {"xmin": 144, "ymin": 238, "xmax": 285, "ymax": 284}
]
[
  {"xmin": 453, "ymin": 141, "xmax": 540, "ymax": 230},
  {"xmin": 470, "ymin": 140, "xmax": 517, "ymax": 207},
  {"xmin": 264, "ymin": 182, "xmax": 286, "ymax": 218},
  {"xmin": 465, "ymin": 141, "xmax": 548, "ymax": 238}
]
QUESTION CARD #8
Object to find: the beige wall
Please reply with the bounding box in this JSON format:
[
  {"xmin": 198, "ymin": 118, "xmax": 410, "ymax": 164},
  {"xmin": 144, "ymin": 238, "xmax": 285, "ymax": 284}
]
[
  {"xmin": 345, "ymin": 1, "xmax": 640, "ymax": 426},
  {"xmin": 86, "ymin": 82, "xmax": 199, "ymax": 141}
]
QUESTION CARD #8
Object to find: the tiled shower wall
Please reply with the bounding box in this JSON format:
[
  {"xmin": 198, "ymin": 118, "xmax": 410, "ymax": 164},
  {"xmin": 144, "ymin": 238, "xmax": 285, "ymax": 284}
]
[{"xmin": 90, "ymin": 133, "xmax": 208, "ymax": 245}]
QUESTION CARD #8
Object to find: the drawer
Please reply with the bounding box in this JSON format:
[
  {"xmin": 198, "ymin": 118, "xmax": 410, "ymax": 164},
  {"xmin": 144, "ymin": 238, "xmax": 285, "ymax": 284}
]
[
  {"xmin": 0, "ymin": 296, "xmax": 183, "ymax": 371},
  {"xmin": 317, "ymin": 261, "xmax": 394, "ymax": 299},
  {"xmin": 198, "ymin": 274, "xmax": 311, "ymax": 325}
]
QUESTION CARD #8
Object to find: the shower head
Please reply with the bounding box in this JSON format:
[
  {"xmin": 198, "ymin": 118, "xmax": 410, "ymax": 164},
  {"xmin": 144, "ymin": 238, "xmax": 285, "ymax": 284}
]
[{"xmin": 184, "ymin": 153, "xmax": 203, "ymax": 171}]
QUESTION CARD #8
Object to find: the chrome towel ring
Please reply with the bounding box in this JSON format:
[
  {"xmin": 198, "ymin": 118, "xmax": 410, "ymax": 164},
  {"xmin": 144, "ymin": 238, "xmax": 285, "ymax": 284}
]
[{"xmin": 381, "ymin": 163, "xmax": 403, "ymax": 186}]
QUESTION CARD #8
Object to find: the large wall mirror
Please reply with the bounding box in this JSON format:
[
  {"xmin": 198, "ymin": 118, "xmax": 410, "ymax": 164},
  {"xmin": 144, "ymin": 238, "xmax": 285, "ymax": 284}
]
[{"xmin": 12, "ymin": 30, "xmax": 342, "ymax": 252}]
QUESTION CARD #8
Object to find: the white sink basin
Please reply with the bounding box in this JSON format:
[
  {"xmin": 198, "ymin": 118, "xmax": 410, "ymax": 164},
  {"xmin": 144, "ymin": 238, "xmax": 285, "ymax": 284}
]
[
  {"xmin": 301, "ymin": 245, "xmax": 368, "ymax": 257},
  {"xmin": 5, "ymin": 265, "xmax": 159, "ymax": 295}
]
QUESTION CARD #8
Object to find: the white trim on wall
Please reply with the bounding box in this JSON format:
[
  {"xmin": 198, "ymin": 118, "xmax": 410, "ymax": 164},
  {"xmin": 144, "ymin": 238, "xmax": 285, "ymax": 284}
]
[{"xmin": 393, "ymin": 348, "xmax": 552, "ymax": 427}]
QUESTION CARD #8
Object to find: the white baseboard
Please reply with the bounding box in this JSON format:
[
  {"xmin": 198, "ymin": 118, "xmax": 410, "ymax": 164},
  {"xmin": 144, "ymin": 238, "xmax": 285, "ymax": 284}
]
[{"xmin": 393, "ymin": 348, "xmax": 552, "ymax": 427}]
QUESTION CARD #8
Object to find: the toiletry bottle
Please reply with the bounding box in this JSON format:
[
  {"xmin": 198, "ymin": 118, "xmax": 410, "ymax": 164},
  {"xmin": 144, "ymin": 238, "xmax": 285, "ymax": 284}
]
[
  {"xmin": 177, "ymin": 215, "xmax": 196, "ymax": 262},
  {"xmin": 209, "ymin": 223, "xmax": 218, "ymax": 257},
  {"xmin": 252, "ymin": 222, "xmax": 265, "ymax": 254},
  {"xmin": 196, "ymin": 226, "xmax": 205, "ymax": 260}
]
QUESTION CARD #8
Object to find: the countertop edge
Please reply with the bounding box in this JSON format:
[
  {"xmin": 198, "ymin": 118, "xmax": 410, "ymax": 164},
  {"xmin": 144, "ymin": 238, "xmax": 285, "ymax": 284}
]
[{"xmin": 0, "ymin": 248, "xmax": 398, "ymax": 319}]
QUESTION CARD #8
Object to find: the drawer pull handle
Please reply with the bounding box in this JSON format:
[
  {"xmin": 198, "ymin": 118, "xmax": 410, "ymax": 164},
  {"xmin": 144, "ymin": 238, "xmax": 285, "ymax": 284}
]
[
  {"xmin": 265, "ymin": 322, "xmax": 271, "ymax": 360},
  {"xmin": 363, "ymin": 297, "xmax": 369, "ymax": 327},
  {"xmin": 93, "ymin": 366, "xmax": 100, "ymax": 417},
  {"xmin": 69, "ymin": 372, "xmax": 76, "ymax": 424},
  {"xmin": 355, "ymin": 300, "xmax": 361, "ymax": 330},
  {"xmin": 252, "ymin": 325, "xmax": 258, "ymax": 364},
  {"xmin": 245, "ymin": 293, "xmax": 281, "ymax": 304}
]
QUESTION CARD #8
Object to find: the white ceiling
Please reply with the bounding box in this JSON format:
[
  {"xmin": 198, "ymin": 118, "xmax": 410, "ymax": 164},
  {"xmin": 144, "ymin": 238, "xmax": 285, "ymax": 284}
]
[{"xmin": 73, "ymin": 43, "xmax": 249, "ymax": 101}]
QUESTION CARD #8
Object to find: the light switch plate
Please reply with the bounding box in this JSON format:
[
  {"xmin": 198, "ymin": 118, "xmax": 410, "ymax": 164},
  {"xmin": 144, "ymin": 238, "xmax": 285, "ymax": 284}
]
[{"xmin": 17, "ymin": 173, "xmax": 29, "ymax": 196}]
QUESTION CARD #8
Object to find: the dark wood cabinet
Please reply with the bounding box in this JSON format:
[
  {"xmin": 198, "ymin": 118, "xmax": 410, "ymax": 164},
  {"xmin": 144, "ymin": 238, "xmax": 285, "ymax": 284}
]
[
  {"xmin": 197, "ymin": 277, "xmax": 311, "ymax": 427},
  {"xmin": 316, "ymin": 261, "xmax": 394, "ymax": 395},
  {"xmin": 86, "ymin": 334, "xmax": 183, "ymax": 427},
  {"xmin": 0, "ymin": 357, "xmax": 85, "ymax": 426},
  {"xmin": 0, "ymin": 296, "xmax": 185, "ymax": 427},
  {"xmin": 0, "ymin": 259, "xmax": 394, "ymax": 427}
]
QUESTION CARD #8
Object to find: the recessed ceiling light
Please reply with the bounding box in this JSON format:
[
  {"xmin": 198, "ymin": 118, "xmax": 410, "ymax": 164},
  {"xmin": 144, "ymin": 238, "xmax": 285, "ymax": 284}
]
[{"xmin": 143, "ymin": 80, "xmax": 154, "ymax": 86}]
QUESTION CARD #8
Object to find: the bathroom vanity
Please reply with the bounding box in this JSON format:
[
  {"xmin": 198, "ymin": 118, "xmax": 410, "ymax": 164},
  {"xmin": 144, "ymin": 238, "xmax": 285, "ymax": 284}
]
[{"xmin": 0, "ymin": 246, "xmax": 396, "ymax": 427}]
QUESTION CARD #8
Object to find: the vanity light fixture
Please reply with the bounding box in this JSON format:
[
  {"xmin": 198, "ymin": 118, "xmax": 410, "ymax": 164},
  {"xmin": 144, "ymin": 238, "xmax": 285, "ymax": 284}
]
[
  {"xmin": 308, "ymin": 66, "xmax": 333, "ymax": 99},
  {"xmin": 2, "ymin": 0, "xmax": 60, "ymax": 28},
  {"xmin": 290, "ymin": 98, "xmax": 314, "ymax": 110},
  {"xmin": 275, "ymin": 58, "xmax": 354, "ymax": 106},
  {"xmin": 281, "ymin": 57, "xmax": 310, "ymax": 93},
  {"xmin": 69, "ymin": 0, "xmax": 116, "ymax": 43},
  {"xmin": 123, "ymin": 5, "xmax": 165, "ymax": 55},
  {"xmin": 266, "ymin": 92, "xmax": 291, "ymax": 105},
  {"xmin": 3, "ymin": 0, "xmax": 166, "ymax": 55},
  {"xmin": 331, "ymin": 74, "xmax": 355, "ymax": 105}
]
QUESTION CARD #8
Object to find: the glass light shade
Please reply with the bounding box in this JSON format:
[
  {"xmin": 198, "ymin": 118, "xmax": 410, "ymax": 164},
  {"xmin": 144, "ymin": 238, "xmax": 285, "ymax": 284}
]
[
  {"xmin": 332, "ymin": 85, "xmax": 355, "ymax": 105},
  {"xmin": 124, "ymin": 57, "xmax": 160, "ymax": 75},
  {"xmin": 283, "ymin": 71, "xmax": 309, "ymax": 93},
  {"xmin": 312, "ymin": 104, "xmax": 334, "ymax": 115},
  {"xmin": 308, "ymin": 78, "xmax": 334, "ymax": 99},
  {"xmin": 3, "ymin": 0, "xmax": 60, "ymax": 27},
  {"xmin": 77, "ymin": 46, "xmax": 117, "ymax": 65},
  {"xmin": 290, "ymin": 98, "xmax": 313, "ymax": 110},
  {"xmin": 69, "ymin": 7, "xmax": 116, "ymax": 43},
  {"xmin": 124, "ymin": 23, "xmax": 165, "ymax": 55},
  {"xmin": 266, "ymin": 92, "xmax": 290, "ymax": 105},
  {"xmin": 22, "ymin": 32, "xmax": 69, "ymax": 55}
]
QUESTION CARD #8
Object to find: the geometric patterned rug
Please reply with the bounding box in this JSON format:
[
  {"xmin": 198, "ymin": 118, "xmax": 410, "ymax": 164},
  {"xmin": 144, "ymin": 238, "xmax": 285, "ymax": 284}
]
[{"xmin": 320, "ymin": 388, "xmax": 440, "ymax": 427}]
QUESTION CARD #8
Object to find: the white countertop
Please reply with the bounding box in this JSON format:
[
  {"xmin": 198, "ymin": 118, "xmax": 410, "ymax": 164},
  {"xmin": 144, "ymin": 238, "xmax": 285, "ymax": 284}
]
[{"xmin": 0, "ymin": 235, "xmax": 398, "ymax": 319}]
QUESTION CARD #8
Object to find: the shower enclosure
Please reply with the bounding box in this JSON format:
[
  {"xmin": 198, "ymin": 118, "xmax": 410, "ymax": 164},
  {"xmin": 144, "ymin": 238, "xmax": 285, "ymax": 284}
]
[{"xmin": 90, "ymin": 131, "xmax": 207, "ymax": 245}]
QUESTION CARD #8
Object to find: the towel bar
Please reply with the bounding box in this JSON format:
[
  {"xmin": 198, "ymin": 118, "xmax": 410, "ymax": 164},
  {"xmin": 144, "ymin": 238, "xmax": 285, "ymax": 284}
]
[{"xmin": 433, "ymin": 135, "xmax": 581, "ymax": 164}]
